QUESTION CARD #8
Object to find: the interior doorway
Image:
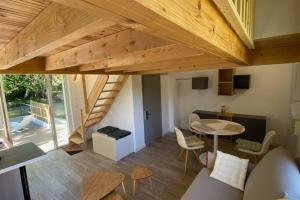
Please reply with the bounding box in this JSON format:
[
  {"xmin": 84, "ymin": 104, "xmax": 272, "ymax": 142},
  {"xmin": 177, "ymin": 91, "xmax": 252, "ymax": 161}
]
[
  {"xmin": 0, "ymin": 74, "xmax": 69, "ymax": 152},
  {"xmin": 142, "ymin": 75, "xmax": 162, "ymax": 146}
]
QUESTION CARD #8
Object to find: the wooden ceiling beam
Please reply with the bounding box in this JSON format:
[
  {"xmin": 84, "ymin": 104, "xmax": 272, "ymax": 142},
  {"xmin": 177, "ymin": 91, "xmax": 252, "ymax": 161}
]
[
  {"xmin": 102, "ymin": 55, "xmax": 226, "ymax": 73},
  {"xmin": 46, "ymin": 29, "xmax": 170, "ymax": 70},
  {"xmin": 0, "ymin": 57, "xmax": 79, "ymax": 74},
  {"xmin": 58, "ymin": 0, "xmax": 249, "ymax": 65},
  {"xmin": 138, "ymin": 62, "xmax": 234, "ymax": 74},
  {"xmin": 79, "ymin": 44, "xmax": 204, "ymax": 72},
  {"xmin": 249, "ymin": 33, "xmax": 300, "ymax": 65},
  {"xmin": 0, "ymin": 2, "xmax": 126, "ymax": 70}
]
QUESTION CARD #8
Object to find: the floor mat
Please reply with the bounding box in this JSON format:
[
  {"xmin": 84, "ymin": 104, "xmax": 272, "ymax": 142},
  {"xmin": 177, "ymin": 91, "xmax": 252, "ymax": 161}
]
[
  {"xmin": 62, "ymin": 144, "xmax": 82, "ymax": 156},
  {"xmin": 65, "ymin": 150, "xmax": 82, "ymax": 156}
]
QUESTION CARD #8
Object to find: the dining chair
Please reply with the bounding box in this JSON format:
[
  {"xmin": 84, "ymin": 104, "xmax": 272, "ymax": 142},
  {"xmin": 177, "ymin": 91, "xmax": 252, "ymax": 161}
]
[
  {"xmin": 236, "ymin": 130, "xmax": 276, "ymax": 163},
  {"xmin": 188, "ymin": 113, "xmax": 206, "ymax": 138},
  {"xmin": 174, "ymin": 127, "xmax": 205, "ymax": 173}
]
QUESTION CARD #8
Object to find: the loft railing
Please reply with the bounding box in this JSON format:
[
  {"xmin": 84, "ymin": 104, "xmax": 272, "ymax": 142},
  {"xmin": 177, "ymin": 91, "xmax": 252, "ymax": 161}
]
[{"xmin": 213, "ymin": 0, "xmax": 255, "ymax": 49}]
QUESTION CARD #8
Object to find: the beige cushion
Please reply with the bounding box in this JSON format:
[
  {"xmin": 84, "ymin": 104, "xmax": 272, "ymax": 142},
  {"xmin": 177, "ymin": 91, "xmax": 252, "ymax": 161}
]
[
  {"xmin": 210, "ymin": 151, "xmax": 249, "ymax": 191},
  {"xmin": 243, "ymin": 147, "xmax": 300, "ymax": 200},
  {"xmin": 185, "ymin": 136, "xmax": 204, "ymax": 147},
  {"xmin": 236, "ymin": 138, "xmax": 262, "ymax": 152}
]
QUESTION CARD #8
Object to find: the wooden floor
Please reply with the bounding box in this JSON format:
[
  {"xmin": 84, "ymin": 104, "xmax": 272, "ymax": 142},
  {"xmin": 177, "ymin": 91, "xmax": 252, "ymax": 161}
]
[{"xmin": 27, "ymin": 133, "xmax": 203, "ymax": 200}]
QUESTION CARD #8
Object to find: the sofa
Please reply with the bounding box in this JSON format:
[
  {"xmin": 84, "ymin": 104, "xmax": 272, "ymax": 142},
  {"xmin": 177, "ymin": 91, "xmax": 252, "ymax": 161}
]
[{"xmin": 181, "ymin": 147, "xmax": 300, "ymax": 200}]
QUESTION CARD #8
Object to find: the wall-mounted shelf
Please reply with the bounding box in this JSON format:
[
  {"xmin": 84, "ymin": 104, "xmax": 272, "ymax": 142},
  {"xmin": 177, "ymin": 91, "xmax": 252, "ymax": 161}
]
[{"xmin": 218, "ymin": 68, "xmax": 235, "ymax": 96}]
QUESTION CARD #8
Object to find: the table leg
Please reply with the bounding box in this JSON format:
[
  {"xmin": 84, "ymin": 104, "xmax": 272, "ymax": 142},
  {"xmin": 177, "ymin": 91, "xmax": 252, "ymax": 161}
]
[
  {"xmin": 121, "ymin": 181, "xmax": 127, "ymax": 198},
  {"xmin": 20, "ymin": 166, "xmax": 31, "ymax": 200},
  {"xmin": 132, "ymin": 179, "xmax": 136, "ymax": 195},
  {"xmin": 149, "ymin": 177, "xmax": 153, "ymax": 190},
  {"xmin": 213, "ymin": 135, "xmax": 218, "ymax": 154}
]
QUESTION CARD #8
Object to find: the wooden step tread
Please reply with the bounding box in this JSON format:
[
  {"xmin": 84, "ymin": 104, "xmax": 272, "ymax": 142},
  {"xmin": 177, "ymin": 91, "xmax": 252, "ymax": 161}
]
[
  {"xmin": 106, "ymin": 81, "xmax": 122, "ymax": 84},
  {"xmin": 85, "ymin": 118, "xmax": 100, "ymax": 127},
  {"xmin": 87, "ymin": 116, "xmax": 102, "ymax": 121},
  {"xmin": 94, "ymin": 103, "xmax": 112, "ymax": 107},
  {"xmin": 98, "ymin": 96, "xmax": 116, "ymax": 100},
  {"xmin": 102, "ymin": 89, "xmax": 120, "ymax": 92},
  {"xmin": 70, "ymin": 135, "xmax": 84, "ymax": 145},
  {"xmin": 91, "ymin": 110, "xmax": 106, "ymax": 114}
]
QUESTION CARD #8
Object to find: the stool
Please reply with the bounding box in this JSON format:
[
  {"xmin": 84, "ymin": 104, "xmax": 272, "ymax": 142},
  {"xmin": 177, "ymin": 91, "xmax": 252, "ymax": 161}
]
[{"xmin": 131, "ymin": 165, "xmax": 153, "ymax": 195}]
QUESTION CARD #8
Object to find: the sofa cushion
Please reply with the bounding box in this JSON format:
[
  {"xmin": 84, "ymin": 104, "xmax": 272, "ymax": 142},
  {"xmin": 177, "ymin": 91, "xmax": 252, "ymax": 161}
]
[
  {"xmin": 181, "ymin": 168, "xmax": 243, "ymax": 200},
  {"xmin": 210, "ymin": 151, "xmax": 249, "ymax": 191},
  {"xmin": 243, "ymin": 147, "xmax": 300, "ymax": 200}
]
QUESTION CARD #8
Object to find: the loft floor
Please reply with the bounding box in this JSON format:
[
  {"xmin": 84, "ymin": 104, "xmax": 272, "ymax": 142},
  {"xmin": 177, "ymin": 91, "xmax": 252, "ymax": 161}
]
[{"xmin": 27, "ymin": 133, "xmax": 201, "ymax": 200}]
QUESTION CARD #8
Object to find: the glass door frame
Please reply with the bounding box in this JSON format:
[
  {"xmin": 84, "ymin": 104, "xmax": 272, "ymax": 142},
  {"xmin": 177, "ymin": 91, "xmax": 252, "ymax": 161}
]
[
  {"xmin": 0, "ymin": 74, "xmax": 70, "ymax": 149},
  {"xmin": 0, "ymin": 75, "xmax": 12, "ymax": 144},
  {"xmin": 46, "ymin": 74, "xmax": 58, "ymax": 149}
]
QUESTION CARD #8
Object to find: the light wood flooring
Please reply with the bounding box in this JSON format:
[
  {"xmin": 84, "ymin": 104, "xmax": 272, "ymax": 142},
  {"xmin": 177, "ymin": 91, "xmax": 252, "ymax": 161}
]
[{"xmin": 27, "ymin": 132, "xmax": 204, "ymax": 200}]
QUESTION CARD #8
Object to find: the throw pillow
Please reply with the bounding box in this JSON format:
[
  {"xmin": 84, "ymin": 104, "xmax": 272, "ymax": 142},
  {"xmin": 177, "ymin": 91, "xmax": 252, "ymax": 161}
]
[{"xmin": 210, "ymin": 151, "xmax": 249, "ymax": 191}]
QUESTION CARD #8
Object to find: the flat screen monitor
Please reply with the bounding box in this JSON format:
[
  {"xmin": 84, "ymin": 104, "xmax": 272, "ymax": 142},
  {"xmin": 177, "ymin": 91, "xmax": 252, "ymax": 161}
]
[
  {"xmin": 234, "ymin": 75, "xmax": 250, "ymax": 89},
  {"xmin": 192, "ymin": 77, "xmax": 208, "ymax": 89}
]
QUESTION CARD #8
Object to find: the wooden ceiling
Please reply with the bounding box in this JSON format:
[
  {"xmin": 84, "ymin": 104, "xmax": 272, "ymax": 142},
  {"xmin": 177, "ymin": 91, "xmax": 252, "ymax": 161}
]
[
  {"xmin": 0, "ymin": 0, "xmax": 299, "ymax": 75},
  {"xmin": 0, "ymin": 0, "xmax": 51, "ymax": 49}
]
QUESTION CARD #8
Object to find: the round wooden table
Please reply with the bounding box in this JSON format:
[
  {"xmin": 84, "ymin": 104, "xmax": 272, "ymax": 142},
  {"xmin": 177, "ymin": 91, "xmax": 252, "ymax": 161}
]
[
  {"xmin": 81, "ymin": 171, "xmax": 127, "ymax": 200},
  {"xmin": 191, "ymin": 119, "xmax": 245, "ymax": 167}
]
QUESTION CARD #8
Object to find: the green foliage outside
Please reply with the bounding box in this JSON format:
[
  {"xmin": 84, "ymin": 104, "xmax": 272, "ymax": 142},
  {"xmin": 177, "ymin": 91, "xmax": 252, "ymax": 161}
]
[
  {"xmin": 2, "ymin": 75, "xmax": 65, "ymax": 118},
  {"xmin": 2, "ymin": 75, "xmax": 63, "ymax": 103}
]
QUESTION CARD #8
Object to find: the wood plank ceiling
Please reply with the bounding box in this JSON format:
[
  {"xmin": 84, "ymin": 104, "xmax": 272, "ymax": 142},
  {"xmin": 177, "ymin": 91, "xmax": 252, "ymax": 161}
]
[
  {"xmin": 0, "ymin": 0, "xmax": 51, "ymax": 49},
  {"xmin": 0, "ymin": 0, "xmax": 299, "ymax": 75}
]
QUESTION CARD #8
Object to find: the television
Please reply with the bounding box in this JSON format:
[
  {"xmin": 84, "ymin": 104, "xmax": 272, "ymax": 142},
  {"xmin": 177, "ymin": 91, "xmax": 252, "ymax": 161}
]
[
  {"xmin": 192, "ymin": 77, "xmax": 208, "ymax": 89},
  {"xmin": 234, "ymin": 75, "xmax": 250, "ymax": 89}
]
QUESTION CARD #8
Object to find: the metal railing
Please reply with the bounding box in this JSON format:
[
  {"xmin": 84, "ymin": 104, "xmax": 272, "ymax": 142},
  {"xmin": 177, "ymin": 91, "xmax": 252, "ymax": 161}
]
[{"xmin": 7, "ymin": 101, "xmax": 50, "ymax": 124}]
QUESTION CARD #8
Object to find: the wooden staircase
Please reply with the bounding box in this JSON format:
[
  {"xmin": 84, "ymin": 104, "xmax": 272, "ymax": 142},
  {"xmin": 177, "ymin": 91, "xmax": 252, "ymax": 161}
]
[{"xmin": 65, "ymin": 74, "xmax": 128, "ymax": 153}]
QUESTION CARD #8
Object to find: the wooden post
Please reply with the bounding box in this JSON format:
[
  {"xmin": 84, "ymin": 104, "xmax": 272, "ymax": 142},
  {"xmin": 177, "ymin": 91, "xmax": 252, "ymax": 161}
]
[
  {"xmin": 80, "ymin": 109, "xmax": 87, "ymax": 149},
  {"xmin": 81, "ymin": 75, "xmax": 89, "ymax": 114}
]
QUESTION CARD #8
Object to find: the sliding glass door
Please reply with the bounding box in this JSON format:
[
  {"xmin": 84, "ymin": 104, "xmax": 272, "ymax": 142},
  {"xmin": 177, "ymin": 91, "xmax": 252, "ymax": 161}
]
[
  {"xmin": 0, "ymin": 74, "xmax": 69, "ymax": 152},
  {"xmin": 49, "ymin": 74, "xmax": 69, "ymax": 147}
]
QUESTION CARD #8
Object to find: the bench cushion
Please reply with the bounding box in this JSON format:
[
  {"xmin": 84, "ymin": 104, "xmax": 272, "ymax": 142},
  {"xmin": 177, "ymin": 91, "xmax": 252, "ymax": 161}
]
[
  {"xmin": 97, "ymin": 126, "xmax": 119, "ymax": 134},
  {"xmin": 107, "ymin": 130, "xmax": 131, "ymax": 140},
  {"xmin": 181, "ymin": 168, "xmax": 243, "ymax": 200}
]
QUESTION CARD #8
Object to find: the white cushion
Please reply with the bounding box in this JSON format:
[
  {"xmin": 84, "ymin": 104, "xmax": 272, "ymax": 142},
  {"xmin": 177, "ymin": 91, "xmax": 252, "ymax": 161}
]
[{"xmin": 210, "ymin": 151, "xmax": 249, "ymax": 191}]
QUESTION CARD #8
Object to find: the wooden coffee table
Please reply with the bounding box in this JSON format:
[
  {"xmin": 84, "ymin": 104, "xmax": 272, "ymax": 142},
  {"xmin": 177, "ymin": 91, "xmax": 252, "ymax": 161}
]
[
  {"xmin": 81, "ymin": 171, "xmax": 127, "ymax": 200},
  {"xmin": 131, "ymin": 166, "xmax": 153, "ymax": 195},
  {"xmin": 103, "ymin": 191, "xmax": 123, "ymax": 200}
]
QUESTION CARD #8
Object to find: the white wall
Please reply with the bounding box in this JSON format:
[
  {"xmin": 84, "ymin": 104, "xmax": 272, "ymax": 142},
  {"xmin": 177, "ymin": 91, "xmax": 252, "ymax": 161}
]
[
  {"xmin": 254, "ymin": 0, "xmax": 300, "ymax": 39},
  {"xmin": 132, "ymin": 75, "xmax": 146, "ymax": 151},
  {"xmin": 168, "ymin": 64, "xmax": 293, "ymax": 145},
  {"xmin": 161, "ymin": 75, "xmax": 176, "ymax": 134},
  {"xmin": 288, "ymin": 63, "xmax": 300, "ymax": 156},
  {"xmin": 93, "ymin": 76, "xmax": 134, "ymax": 133}
]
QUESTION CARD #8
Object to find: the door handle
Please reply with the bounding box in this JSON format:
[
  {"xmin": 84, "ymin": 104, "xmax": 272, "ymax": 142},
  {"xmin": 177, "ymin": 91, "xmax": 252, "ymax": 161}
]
[{"xmin": 144, "ymin": 111, "xmax": 151, "ymax": 120}]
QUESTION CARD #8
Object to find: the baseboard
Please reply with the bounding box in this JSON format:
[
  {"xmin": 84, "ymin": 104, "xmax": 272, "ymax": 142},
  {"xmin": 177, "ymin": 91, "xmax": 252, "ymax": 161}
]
[{"xmin": 134, "ymin": 144, "xmax": 146, "ymax": 152}]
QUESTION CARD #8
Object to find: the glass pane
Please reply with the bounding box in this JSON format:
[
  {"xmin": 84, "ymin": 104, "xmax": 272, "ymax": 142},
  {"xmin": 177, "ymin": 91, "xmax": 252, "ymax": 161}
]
[
  {"xmin": 50, "ymin": 75, "xmax": 69, "ymax": 147},
  {"xmin": 2, "ymin": 75, "xmax": 55, "ymax": 152}
]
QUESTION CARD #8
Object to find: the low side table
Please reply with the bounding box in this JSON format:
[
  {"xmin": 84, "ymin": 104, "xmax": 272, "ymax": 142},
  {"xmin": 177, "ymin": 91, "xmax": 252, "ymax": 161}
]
[
  {"xmin": 103, "ymin": 191, "xmax": 123, "ymax": 200},
  {"xmin": 131, "ymin": 166, "xmax": 153, "ymax": 195},
  {"xmin": 81, "ymin": 171, "xmax": 127, "ymax": 200}
]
